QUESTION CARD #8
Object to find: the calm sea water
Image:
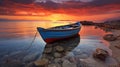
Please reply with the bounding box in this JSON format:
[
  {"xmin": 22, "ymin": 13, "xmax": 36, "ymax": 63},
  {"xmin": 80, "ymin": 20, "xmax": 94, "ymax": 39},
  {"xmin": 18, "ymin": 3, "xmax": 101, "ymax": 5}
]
[{"xmin": 0, "ymin": 21, "xmax": 113, "ymax": 66}]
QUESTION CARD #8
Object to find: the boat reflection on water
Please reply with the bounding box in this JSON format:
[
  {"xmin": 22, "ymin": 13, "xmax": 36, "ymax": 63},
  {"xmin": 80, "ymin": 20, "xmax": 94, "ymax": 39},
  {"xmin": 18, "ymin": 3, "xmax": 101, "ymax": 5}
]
[{"xmin": 34, "ymin": 35, "xmax": 80, "ymax": 67}]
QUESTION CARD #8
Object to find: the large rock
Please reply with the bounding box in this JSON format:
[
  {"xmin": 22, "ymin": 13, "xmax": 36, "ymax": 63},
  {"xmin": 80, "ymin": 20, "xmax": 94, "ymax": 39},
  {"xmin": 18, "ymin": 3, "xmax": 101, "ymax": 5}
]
[
  {"xmin": 93, "ymin": 48, "xmax": 109, "ymax": 61},
  {"xmin": 103, "ymin": 34, "xmax": 117, "ymax": 41}
]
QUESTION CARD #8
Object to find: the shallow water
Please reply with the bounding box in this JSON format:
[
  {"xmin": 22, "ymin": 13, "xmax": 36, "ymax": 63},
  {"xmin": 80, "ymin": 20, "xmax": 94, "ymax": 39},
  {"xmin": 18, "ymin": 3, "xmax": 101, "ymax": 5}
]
[{"xmin": 0, "ymin": 21, "xmax": 115, "ymax": 67}]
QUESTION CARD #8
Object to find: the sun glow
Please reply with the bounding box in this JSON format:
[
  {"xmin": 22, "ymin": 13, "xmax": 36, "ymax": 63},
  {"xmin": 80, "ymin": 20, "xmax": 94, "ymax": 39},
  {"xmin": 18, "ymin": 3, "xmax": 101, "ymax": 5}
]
[{"xmin": 48, "ymin": 14, "xmax": 63, "ymax": 22}]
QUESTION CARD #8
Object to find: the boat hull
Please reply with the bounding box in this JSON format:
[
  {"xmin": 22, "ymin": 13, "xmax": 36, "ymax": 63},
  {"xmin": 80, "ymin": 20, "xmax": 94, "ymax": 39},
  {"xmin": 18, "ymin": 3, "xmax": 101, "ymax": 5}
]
[
  {"xmin": 37, "ymin": 22, "xmax": 81, "ymax": 43},
  {"xmin": 44, "ymin": 34, "xmax": 79, "ymax": 43}
]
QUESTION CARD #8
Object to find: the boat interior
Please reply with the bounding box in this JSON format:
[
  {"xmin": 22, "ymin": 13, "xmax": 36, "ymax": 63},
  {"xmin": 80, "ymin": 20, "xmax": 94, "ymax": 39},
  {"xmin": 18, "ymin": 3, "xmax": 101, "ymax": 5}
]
[{"xmin": 48, "ymin": 24, "xmax": 79, "ymax": 30}]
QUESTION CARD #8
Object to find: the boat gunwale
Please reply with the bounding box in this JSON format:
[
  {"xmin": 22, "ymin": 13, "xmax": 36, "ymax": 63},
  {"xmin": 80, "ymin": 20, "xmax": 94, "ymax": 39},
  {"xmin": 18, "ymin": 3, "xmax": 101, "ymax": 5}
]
[
  {"xmin": 43, "ymin": 27, "xmax": 80, "ymax": 31},
  {"xmin": 37, "ymin": 22, "xmax": 81, "ymax": 31}
]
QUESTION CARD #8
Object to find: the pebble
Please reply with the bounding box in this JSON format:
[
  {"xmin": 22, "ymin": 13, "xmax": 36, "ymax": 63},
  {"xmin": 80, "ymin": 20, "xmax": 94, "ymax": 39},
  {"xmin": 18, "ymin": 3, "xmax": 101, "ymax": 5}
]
[
  {"xmin": 73, "ymin": 49, "xmax": 82, "ymax": 55},
  {"xmin": 66, "ymin": 47, "xmax": 73, "ymax": 51},
  {"xmin": 54, "ymin": 52, "xmax": 62, "ymax": 58},
  {"xmin": 67, "ymin": 52, "xmax": 75, "ymax": 57},
  {"xmin": 48, "ymin": 63, "xmax": 61, "ymax": 67},
  {"xmin": 62, "ymin": 60, "xmax": 77, "ymax": 67},
  {"xmin": 54, "ymin": 58, "xmax": 62, "ymax": 63},
  {"xmin": 34, "ymin": 58, "xmax": 49, "ymax": 66},
  {"xmin": 44, "ymin": 47, "xmax": 52, "ymax": 53},
  {"xmin": 55, "ymin": 46, "xmax": 64, "ymax": 52}
]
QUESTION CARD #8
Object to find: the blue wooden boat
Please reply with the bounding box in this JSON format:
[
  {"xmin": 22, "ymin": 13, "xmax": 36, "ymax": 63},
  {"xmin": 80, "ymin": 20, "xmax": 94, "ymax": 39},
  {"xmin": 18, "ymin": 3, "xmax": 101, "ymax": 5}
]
[{"xmin": 37, "ymin": 22, "xmax": 81, "ymax": 43}]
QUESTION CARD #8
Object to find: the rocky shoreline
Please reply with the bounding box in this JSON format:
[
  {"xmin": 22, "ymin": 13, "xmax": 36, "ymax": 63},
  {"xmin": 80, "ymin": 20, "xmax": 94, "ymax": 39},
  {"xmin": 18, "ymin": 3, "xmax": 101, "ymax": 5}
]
[
  {"xmin": 96, "ymin": 21, "xmax": 120, "ymax": 66},
  {"xmin": 105, "ymin": 29, "xmax": 120, "ymax": 65},
  {"xmin": 80, "ymin": 20, "xmax": 120, "ymax": 30},
  {"xmin": 81, "ymin": 20, "xmax": 120, "ymax": 67}
]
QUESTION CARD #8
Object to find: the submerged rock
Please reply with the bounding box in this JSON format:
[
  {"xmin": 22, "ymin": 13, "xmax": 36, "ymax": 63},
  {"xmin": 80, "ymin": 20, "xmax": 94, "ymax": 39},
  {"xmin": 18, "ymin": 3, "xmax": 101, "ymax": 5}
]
[
  {"xmin": 103, "ymin": 34, "xmax": 117, "ymax": 41},
  {"xmin": 54, "ymin": 52, "xmax": 62, "ymax": 58},
  {"xmin": 62, "ymin": 60, "xmax": 77, "ymax": 67},
  {"xmin": 25, "ymin": 62, "xmax": 36, "ymax": 67},
  {"xmin": 73, "ymin": 49, "xmax": 82, "ymax": 55},
  {"xmin": 48, "ymin": 63, "xmax": 61, "ymax": 67},
  {"xmin": 44, "ymin": 47, "xmax": 52, "ymax": 54},
  {"xmin": 93, "ymin": 48, "xmax": 109, "ymax": 61},
  {"xmin": 34, "ymin": 58, "xmax": 49, "ymax": 66},
  {"xmin": 55, "ymin": 46, "xmax": 64, "ymax": 52},
  {"xmin": 54, "ymin": 58, "xmax": 62, "ymax": 63},
  {"xmin": 23, "ymin": 52, "xmax": 39, "ymax": 62}
]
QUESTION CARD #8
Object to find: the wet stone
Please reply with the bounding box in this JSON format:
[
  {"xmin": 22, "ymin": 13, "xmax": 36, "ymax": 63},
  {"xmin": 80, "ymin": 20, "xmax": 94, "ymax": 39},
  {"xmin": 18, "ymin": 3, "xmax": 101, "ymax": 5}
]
[
  {"xmin": 62, "ymin": 60, "xmax": 77, "ymax": 67},
  {"xmin": 103, "ymin": 34, "xmax": 117, "ymax": 41},
  {"xmin": 55, "ymin": 46, "xmax": 64, "ymax": 52},
  {"xmin": 34, "ymin": 58, "xmax": 49, "ymax": 66},
  {"xmin": 73, "ymin": 49, "xmax": 82, "ymax": 55},
  {"xmin": 67, "ymin": 52, "xmax": 75, "ymax": 57},
  {"xmin": 44, "ymin": 47, "xmax": 52, "ymax": 54},
  {"xmin": 66, "ymin": 47, "xmax": 73, "ymax": 51},
  {"xmin": 45, "ymin": 44, "xmax": 53, "ymax": 48},
  {"xmin": 54, "ymin": 52, "xmax": 62, "ymax": 58},
  {"xmin": 93, "ymin": 48, "xmax": 109, "ymax": 61},
  {"xmin": 48, "ymin": 63, "xmax": 61, "ymax": 67},
  {"xmin": 54, "ymin": 58, "xmax": 62, "ymax": 63},
  {"xmin": 68, "ymin": 57, "xmax": 77, "ymax": 63}
]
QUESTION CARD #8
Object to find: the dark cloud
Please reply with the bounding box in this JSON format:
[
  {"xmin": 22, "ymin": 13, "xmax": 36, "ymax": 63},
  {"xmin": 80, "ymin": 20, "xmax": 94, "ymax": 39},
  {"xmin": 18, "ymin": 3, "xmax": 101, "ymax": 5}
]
[
  {"xmin": 34, "ymin": 0, "xmax": 120, "ymax": 10},
  {"xmin": 89, "ymin": 0, "xmax": 120, "ymax": 6},
  {"xmin": 35, "ymin": 1, "xmax": 60, "ymax": 9},
  {"xmin": 0, "ymin": 0, "xmax": 120, "ymax": 16},
  {"xmin": 10, "ymin": 0, "xmax": 34, "ymax": 4}
]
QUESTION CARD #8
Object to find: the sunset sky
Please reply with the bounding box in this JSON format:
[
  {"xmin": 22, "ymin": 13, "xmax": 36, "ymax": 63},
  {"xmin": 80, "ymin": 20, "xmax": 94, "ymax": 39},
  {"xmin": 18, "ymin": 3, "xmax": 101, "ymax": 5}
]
[{"xmin": 0, "ymin": 0, "xmax": 120, "ymax": 22}]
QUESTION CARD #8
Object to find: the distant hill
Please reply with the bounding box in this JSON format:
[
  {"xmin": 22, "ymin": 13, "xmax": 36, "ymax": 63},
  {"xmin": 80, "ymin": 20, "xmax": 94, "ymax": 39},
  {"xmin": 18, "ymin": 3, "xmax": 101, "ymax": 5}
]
[{"xmin": 80, "ymin": 21, "xmax": 95, "ymax": 25}]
